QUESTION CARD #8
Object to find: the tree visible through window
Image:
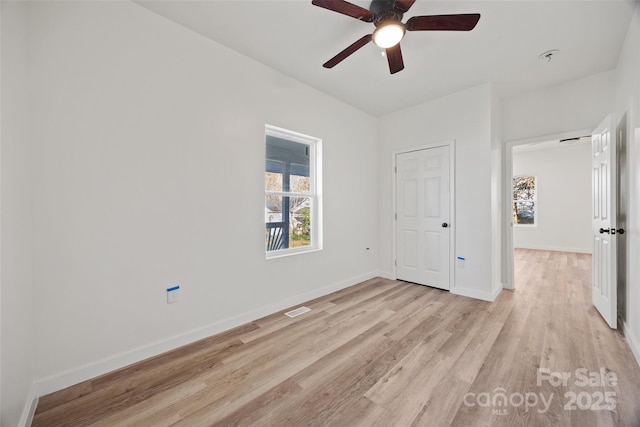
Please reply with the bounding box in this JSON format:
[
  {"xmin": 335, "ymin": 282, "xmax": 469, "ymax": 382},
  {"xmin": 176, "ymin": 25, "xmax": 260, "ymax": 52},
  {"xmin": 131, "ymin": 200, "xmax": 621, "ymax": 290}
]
[
  {"xmin": 265, "ymin": 126, "xmax": 321, "ymax": 256},
  {"xmin": 513, "ymin": 176, "xmax": 536, "ymax": 225}
]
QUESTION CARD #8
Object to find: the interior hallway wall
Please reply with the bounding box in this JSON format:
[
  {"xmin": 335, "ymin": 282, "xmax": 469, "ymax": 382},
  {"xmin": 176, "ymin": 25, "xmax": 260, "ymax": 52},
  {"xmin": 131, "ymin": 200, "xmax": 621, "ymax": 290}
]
[
  {"xmin": 512, "ymin": 143, "xmax": 592, "ymax": 253},
  {"xmin": 1, "ymin": 1, "xmax": 36, "ymax": 425},
  {"xmin": 502, "ymin": 70, "xmax": 616, "ymax": 143}
]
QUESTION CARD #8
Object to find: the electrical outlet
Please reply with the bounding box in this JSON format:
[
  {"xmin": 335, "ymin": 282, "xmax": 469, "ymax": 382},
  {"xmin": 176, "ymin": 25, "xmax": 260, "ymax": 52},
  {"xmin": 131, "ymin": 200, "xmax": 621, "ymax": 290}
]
[{"xmin": 167, "ymin": 285, "xmax": 180, "ymax": 304}]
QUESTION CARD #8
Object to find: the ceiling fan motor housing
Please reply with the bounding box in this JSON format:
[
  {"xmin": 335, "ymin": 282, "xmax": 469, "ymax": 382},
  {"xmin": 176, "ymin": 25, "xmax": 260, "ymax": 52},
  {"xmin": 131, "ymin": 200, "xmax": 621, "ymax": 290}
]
[
  {"xmin": 370, "ymin": 0, "xmax": 398, "ymax": 17},
  {"xmin": 374, "ymin": 11, "xmax": 405, "ymax": 27}
]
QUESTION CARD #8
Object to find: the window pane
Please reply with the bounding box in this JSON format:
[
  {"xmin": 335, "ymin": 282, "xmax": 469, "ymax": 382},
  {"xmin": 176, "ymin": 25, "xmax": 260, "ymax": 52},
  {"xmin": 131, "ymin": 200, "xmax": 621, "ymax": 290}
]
[
  {"xmin": 290, "ymin": 173, "xmax": 310, "ymax": 193},
  {"xmin": 514, "ymin": 201, "xmax": 535, "ymax": 224},
  {"xmin": 513, "ymin": 176, "xmax": 535, "ymax": 200},
  {"xmin": 266, "ymin": 195, "xmax": 286, "ymax": 252},
  {"xmin": 265, "ymin": 172, "xmax": 283, "ymax": 192},
  {"xmin": 265, "ymin": 195, "xmax": 283, "ymax": 224},
  {"xmin": 265, "ymin": 196, "xmax": 312, "ymax": 251},
  {"xmin": 289, "ymin": 198, "xmax": 311, "ymax": 248},
  {"xmin": 266, "ymin": 137, "xmax": 310, "ymax": 171}
]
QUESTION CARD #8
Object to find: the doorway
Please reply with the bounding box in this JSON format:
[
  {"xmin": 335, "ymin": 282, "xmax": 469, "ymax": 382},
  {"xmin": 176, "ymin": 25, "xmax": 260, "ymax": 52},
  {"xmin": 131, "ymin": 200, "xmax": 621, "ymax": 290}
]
[{"xmin": 504, "ymin": 129, "xmax": 592, "ymax": 289}]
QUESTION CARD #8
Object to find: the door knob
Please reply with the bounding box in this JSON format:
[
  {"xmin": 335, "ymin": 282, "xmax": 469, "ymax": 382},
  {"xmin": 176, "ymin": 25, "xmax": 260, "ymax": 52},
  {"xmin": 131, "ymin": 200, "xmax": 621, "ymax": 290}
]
[
  {"xmin": 599, "ymin": 228, "xmax": 610, "ymax": 234},
  {"xmin": 442, "ymin": 223, "xmax": 449, "ymax": 228},
  {"xmin": 617, "ymin": 228, "xmax": 625, "ymax": 235}
]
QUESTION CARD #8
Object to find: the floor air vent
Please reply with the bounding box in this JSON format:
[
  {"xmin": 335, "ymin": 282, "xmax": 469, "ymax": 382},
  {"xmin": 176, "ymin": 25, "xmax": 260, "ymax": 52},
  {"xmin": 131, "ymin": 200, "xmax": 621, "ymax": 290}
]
[{"xmin": 285, "ymin": 306, "xmax": 311, "ymax": 318}]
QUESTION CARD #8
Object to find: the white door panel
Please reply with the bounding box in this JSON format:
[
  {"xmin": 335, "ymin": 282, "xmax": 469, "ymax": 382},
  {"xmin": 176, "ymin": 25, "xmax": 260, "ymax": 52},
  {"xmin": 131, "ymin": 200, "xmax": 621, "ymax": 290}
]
[
  {"xmin": 396, "ymin": 146, "xmax": 451, "ymax": 290},
  {"xmin": 592, "ymin": 115, "xmax": 617, "ymax": 329}
]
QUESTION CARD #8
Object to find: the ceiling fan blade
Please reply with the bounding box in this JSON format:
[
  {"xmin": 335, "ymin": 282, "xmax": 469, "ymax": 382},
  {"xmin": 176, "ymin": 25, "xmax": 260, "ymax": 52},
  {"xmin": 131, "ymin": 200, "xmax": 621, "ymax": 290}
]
[
  {"xmin": 393, "ymin": 0, "xmax": 416, "ymax": 13},
  {"xmin": 386, "ymin": 43, "xmax": 404, "ymax": 74},
  {"xmin": 323, "ymin": 34, "xmax": 372, "ymax": 68},
  {"xmin": 312, "ymin": 0, "xmax": 375, "ymax": 22},
  {"xmin": 406, "ymin": 13, "xmax": 481, "ymax": 31}
]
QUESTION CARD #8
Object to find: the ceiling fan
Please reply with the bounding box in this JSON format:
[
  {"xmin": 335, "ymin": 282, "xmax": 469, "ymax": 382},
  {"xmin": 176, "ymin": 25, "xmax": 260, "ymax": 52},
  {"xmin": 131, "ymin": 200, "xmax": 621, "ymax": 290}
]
[{"xmin": 311, "ymin": 0, "xmax": 480, "ymax": 74}]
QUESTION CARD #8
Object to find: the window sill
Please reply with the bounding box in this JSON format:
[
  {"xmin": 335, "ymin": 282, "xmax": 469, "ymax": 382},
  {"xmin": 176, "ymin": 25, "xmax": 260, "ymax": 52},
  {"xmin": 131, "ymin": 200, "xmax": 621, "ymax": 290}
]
[{"xmin": 266, "ymin": 246, "xmax": 322, "ymax": 260}]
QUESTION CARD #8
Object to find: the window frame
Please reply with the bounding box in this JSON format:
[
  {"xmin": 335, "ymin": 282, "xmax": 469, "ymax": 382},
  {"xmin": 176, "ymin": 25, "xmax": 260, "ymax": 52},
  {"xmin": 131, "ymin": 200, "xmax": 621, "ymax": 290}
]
[
  {"xmin": 265, "ymin": 124, "xmax": 322, "ymax": 258},
  {"xmin": 512, "ymin": 175, "xmax": 537, "ymax": 227}
]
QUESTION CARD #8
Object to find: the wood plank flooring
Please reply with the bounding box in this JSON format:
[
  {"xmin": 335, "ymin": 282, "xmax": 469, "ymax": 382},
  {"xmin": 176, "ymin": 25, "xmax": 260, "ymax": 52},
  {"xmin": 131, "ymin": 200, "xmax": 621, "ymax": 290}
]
[{"xmin": 33, "ymin": 249, "xmax": 640, "ymax": 426}]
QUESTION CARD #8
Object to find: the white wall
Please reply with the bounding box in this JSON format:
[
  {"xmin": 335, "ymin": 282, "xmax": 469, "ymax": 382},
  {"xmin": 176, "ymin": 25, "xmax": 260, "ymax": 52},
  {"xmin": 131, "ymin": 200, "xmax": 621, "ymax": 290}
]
[
  {"xmin": 27, "ymin": 1, "xmax": 379, "ymax": 393},
  {"xmin": 615, "ymin": 3, "xmax": 640, "ymax": 365},
  {"xmin": 1, "ymin": 2, "xmax": 36, "ymax": 425},
  {"xmin": 378, "ymin": 84, "xmax": 499, "ymax": 301},
  {"xmin": 502, "ymin": 70, "xmax": 616, "ymax": 143},
  {"xmin": 512, "ymin": 144, "xmax": 592, "ymax": 253}
]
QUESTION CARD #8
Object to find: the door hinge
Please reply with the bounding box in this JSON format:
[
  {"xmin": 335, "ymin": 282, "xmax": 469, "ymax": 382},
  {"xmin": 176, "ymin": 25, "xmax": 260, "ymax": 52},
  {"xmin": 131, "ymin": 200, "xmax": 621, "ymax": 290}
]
[
  {"xmin": 394, "ymin": 166, "xmax": 397, "ymax": 173},
  {"xmin": 394, "ymin": 259, "xmax": 397, "ymax": 267},
  {"xmin": 394, "ymin": 213, "xmax": 397, "ymax": 220}
]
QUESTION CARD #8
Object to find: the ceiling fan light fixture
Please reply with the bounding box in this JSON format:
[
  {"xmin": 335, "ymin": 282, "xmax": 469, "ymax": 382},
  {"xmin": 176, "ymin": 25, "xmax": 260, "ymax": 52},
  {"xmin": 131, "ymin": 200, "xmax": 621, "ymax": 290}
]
[
  {"xmin": 312, "ymin": 0, "xmax": 480, "ymax": 74},
  {"xmin": 372, "ymin": 22, "xmax": 405, "ymax": 48}
]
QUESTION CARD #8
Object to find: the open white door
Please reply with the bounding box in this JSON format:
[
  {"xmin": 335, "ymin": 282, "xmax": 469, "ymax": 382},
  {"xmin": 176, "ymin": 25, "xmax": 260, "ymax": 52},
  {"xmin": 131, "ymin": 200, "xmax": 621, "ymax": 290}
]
[
  {"xmin": 396, "ymin": 146, "xmax": 451, "ymax": 290},
  {"xmin": 592, "ymin": 115, "xmax": 617, "ymax": 329}
]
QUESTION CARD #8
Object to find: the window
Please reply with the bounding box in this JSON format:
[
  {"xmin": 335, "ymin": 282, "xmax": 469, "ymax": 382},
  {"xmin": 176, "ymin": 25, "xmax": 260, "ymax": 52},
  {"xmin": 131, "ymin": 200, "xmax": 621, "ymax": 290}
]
[
  {"xmin": 513, "ymin": 175, "xmax": 536, "ymax": 225},
  {"xmin": 265, "ymin": 125, "xmax": 322, "ymax": 257}
]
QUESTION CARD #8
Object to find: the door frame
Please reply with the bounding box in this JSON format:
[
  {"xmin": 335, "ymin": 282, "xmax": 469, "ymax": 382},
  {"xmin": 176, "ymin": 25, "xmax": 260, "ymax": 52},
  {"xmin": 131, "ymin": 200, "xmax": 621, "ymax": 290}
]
[
  {"xmin": 615, "ymin": 113, "xmax": 627, "ymax": 322},
  {"xmin": 392, "ymin": 140, "xmax": 456, "ymax": 289},
  {"xmin": 503, "ymin": 128, "xmax": 593, "ymax": 290}
]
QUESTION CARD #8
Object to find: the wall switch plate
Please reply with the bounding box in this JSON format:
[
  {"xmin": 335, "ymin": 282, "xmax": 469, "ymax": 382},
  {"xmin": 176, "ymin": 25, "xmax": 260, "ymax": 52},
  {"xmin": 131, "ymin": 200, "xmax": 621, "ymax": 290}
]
[{"xmin": 167, "ymin": 285, "xmax": 180, "ymax": 304}]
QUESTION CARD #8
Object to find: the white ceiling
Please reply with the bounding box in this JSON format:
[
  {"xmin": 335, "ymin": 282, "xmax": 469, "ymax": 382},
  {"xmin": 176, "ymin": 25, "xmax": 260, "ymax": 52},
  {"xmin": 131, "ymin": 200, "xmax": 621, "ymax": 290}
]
[{"xmin": 136, "ymin": 0, "xmax": 637, "ymax": 117}]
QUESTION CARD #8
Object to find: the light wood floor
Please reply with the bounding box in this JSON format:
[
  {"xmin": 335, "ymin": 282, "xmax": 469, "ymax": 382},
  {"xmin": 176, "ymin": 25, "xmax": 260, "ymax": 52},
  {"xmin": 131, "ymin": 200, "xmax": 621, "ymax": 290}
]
[{"xmin": 33, "ymin": 249, "xmax": 640, "ymax": 426}]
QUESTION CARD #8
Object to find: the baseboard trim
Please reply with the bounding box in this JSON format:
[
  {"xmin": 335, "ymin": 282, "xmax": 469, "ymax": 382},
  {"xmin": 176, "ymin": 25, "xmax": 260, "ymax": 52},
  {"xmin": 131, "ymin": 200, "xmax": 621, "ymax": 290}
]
[
  {"xmin": 375, "ymin": 270, "xmax": 395, "ymax": 280},
  {"xmin": 514, "ymin": 244, "xmax": 592, "ymax": 254},
  {"xmin": 35, "ymin": 271, "xmax": 378, "ymax": 397},
  {"xmin": 376, "ymin": 271, "xmax": 501, "ymax": 302},
  {"xmin": 18, "ymin": 383, "xmax": 38, "ymax": 427},
  {"xmin": 621, "ymin": 319, "xmax": 640, "ymax": 369},
  {"xmin": 451, "ymin": 285, "xmax": 502, "ymax": 302}
]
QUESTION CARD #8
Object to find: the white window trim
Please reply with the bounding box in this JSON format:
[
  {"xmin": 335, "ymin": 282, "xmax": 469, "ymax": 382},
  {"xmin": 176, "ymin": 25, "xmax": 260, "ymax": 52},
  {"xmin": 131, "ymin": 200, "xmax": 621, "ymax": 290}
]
[
  {"xmin": 265, "ymin": 125, "xmax": 323, "ymax": 259},
  {"xmin": 513, "ymin": 175, "xmax": 537, "ymax": 227}
]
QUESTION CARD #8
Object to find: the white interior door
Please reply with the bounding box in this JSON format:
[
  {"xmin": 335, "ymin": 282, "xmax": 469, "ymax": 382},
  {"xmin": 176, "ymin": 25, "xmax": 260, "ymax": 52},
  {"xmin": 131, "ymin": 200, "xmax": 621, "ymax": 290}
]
[
  {"xmin": 396, "ymin": 146, "xmax": 450, "ymax": 290},
  {"xmin": 592, "ymin": 114, "xmax": 617, "ymax": 329}
]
